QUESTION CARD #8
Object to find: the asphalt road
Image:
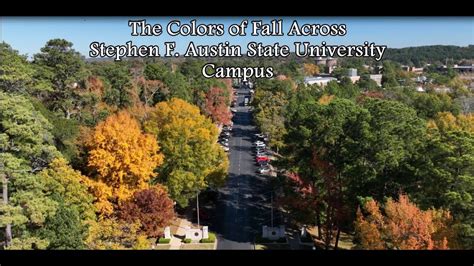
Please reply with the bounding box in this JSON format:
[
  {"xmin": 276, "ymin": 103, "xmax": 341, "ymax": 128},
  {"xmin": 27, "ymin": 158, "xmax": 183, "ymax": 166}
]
[{"xmin": 210, "ymin": 84, "xmax": 281, "ymax": 250}]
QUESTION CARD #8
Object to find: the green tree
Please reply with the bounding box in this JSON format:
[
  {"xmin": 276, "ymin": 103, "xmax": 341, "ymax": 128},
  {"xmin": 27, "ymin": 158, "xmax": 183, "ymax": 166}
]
[
  {"xmin": 33, "ymin": 39, "xmax": 86, "ymax": 118},
  {"xmin": 0, "ymin": 42, "xmax": 34, "ymax": 93},
  {"xmin": 253, "ymin": 90, "xmax": 288, "ymax": 152},
  {"xmin": 357, "ymin": 75, "xmax": 380, "ymax": 91},
  {"xmin": 38, "ymin": 201, "xmax": 86, "ymax": 249},
  {"xmin": 420, "ymin": 113, "xmax": 474, "ymax": 248},
  {"xmin": 144, "ymin": 98, "xmax": 228, "ymax": 207},
  {"xmin": 381, "ymin": 61, "xmax": 401, "ymax": 88},
  {"xmin": 94, "ymin": 62, "xmax": 132, "ymax": 108}
]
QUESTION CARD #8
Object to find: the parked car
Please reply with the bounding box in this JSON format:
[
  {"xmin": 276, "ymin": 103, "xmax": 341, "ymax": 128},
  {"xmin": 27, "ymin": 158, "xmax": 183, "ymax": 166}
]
[
  {"xmin": 231, "ymin": 108, "xmax": 237, "ymax": 113},
  {"xmin": 256, "ymin": 156, "xmax": 269, "ymax": 162},
  {"xmin": 258, "ymin": 167, "xmax": 271, "ymax": 174},
  {"xmin": 220, "ymin": 142, "xmax": 229, "ymax": 147},
  {"xmin": 222, "ymin": 146, "xmax": 230, "ymax": 152},
  {"xmin": 255, "ymin": 143, "xmax": 266, "ymax": 148}
]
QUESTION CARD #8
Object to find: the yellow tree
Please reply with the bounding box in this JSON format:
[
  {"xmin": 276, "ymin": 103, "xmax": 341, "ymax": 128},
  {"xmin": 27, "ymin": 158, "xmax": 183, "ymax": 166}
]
[
  {"xmin": 144, "ymin": 98, "xmax": 229, "ymax": 207},
  {"xmin": 303, "ymin": 63, "xmax": 320, "ymax": 76},
  {"xmin": 86, "ymin": 111, "xmax": 164, "ymax": 215}
]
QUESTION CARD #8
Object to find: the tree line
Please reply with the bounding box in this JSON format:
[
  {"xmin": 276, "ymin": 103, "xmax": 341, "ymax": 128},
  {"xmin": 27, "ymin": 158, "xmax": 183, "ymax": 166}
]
[
  {"xmin": 0, "ymin": 39, "xmax": 233, "ymax": 249},
  {"xmin": 251, "ymin": 63, "xmax": 473, "ymax": 249}
]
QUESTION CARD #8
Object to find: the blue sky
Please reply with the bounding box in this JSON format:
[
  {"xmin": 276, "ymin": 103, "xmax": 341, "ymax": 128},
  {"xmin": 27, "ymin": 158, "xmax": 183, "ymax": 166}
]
[{"xmin": 1, "ymin": 17, "xmax": 473, "ymax": 58}]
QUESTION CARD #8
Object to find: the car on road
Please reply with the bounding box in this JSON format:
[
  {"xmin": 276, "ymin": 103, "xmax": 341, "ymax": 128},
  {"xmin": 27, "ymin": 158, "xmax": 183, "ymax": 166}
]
[
  {"xmin": 222, "ymin": 146, "xmax": 230, "ymax": 152},
  {"xmin": 222, "ymin": 131, "xmax": 231, "ymax": 136},
  {"xmin": 231, "ymin": 108, "xmax": 237, "ymax": 113},
  {"xmin": 255, "ymin": 143, "xmax": 266, "ymax": 148},
  {"xmin": 220, "ymin": 141, "xmax": 229, "ymax": 147},
  {"xmin": 258, "ymin": 167, "xmax": 271, "ymax": 174},
  {"xmin": 256, "ymin": 156, "xmax": 269, "ymax": 162}
]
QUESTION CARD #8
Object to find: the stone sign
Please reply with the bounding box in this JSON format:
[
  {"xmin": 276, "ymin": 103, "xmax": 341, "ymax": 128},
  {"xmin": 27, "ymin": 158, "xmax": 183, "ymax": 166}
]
[
  {"xmin": 262, "ymin": 225, "xmax": 286, "ymax": 240},
  {"xmin": 164, "ymin": 226, "xmax": 171, "ymax": 239},
  {"xmin": 185, "ymin": 226, "xmax": 203, "ymax": 241}
]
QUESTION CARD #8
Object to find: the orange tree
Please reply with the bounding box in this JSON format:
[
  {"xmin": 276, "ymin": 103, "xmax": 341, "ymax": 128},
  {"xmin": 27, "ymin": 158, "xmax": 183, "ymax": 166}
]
[
  {"xmin": 355, "ymin": 194, "xmax": 452, "ymax": 250},
  {"xmin": 86, "ymin": 110, "xmax": 164, "ymax": 216}
]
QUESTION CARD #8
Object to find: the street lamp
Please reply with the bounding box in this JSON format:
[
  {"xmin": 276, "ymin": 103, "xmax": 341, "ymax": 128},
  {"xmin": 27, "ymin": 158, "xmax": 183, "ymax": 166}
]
[{"xmin": 196, "ymin": 191, "xmax": 200, "ymax": 229}]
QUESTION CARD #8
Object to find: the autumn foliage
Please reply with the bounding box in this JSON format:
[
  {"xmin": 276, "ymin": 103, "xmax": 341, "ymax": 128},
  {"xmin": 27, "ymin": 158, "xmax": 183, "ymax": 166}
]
[
  {"xmin": 303, "ymin": 63, "xmax": 320, "ymax": 76},
  {"xmin": 355, "ymin": 194, "xmax": 451, "ymax": 250},
  {"xmin": 205, "ymin": 86, "xmax": 232, "ymax": 125},
  {"xmin": 118, "ymin": 186, "xmax": 175, "ymax": 238},
  {"xmin": 86, "ymin": 111, "xmax": 164, "ymax": 215}
]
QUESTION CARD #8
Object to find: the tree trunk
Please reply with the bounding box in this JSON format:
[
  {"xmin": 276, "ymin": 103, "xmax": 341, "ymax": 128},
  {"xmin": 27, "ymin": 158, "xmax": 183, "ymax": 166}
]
[
  {"xmin": 324, "ymin": 207, "xmax": 332, "ymax": 250},
  {"xmin": 334, "ymin": 227, "xmax": 341, "ymax": 250},
  {"xmin": 316, "ymin": 211, "xmax": 322, "ymax": 239},
  {"xmin": 2, "ymin": 172, "xmax": 12, "ymax": 247}
]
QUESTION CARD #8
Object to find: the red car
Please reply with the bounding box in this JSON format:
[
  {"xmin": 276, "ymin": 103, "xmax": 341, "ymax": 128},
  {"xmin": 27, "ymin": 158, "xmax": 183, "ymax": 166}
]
[{"xmin": 256, "ymin": 156, "xmax": 269, "ymax": 162}]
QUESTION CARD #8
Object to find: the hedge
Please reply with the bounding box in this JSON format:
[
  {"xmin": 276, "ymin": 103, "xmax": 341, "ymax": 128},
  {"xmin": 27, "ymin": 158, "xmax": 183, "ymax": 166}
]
[
  {"xmin": 158, "ymin": 237, "xmax": 171, "ymax": 244},
  {"xmin": 200, "ymin": 232, "xmax": 216, "ymax": 243}
]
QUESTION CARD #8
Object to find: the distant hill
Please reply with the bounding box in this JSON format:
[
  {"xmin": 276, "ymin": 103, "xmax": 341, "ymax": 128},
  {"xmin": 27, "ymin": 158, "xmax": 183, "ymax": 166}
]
[{"xmin": 383, "ymin": 45, "xmax": 474, "ymax": 66}]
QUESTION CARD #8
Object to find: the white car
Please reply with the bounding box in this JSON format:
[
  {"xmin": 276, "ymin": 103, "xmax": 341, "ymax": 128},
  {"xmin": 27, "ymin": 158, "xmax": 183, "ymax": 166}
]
[
  {"xmin": 220, "ymin": 142, "xmax": 229, "ymax": 147},
  {"xmin": 254, "ymin": 140, "xmax": 265, "ymax": 145},
  {"xmin": 255, "ymin": 143, "xmax": 266, "ymax": 148},
  {"xmin": 231, "ymin": 108, "xmax": 237, "ymax": 113},
  {"xmin": 222, "ymin": 146, "xmax": 230, "ymax": 152},
  {"xmin": 258, "ymin": 167, "xmax": 271, "ymax": 174}
]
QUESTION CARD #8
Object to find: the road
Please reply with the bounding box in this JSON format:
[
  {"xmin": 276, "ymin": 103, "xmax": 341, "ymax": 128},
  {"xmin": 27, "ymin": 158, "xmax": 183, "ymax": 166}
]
[{"xmin": 210, "ymin": 84, "xmax": 282, "ymax": 250}]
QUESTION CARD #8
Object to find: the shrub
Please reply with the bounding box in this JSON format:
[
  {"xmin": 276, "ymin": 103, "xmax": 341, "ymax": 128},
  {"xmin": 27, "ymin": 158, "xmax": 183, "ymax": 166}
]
[
  {"xmin": 158, "ymin": 237, "xmax": 171, "ymax": 244},
  {"xmin": 183, "ymin": 238, "xmax": 192, "ymax": 244},
  {"xmin": 200, "ymin": 232, "xmax": 216, "ymax": 243}
]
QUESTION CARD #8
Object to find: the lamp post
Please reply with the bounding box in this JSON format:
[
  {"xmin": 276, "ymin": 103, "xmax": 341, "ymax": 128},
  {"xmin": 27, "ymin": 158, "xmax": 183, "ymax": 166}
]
[{"xmin": 196, "ymin": 191, "xmax": 200, "ymax": 229}]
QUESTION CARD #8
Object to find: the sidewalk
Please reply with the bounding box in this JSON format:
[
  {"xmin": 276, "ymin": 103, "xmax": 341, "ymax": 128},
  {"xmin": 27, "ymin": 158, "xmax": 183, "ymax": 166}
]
[{"xmin": 169, "ymin": 218, "xmax": 192, "ymax": 250}]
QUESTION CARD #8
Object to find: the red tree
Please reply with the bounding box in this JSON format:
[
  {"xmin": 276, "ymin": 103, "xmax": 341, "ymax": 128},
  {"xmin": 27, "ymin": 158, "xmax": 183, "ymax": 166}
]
[
  {"xmin": 205, "ymin": 86, "xmax": 232, "ymax": 125},
  {"xmin": 119, "ymin": 185, "xmax": 175, "ymax": 237}
]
